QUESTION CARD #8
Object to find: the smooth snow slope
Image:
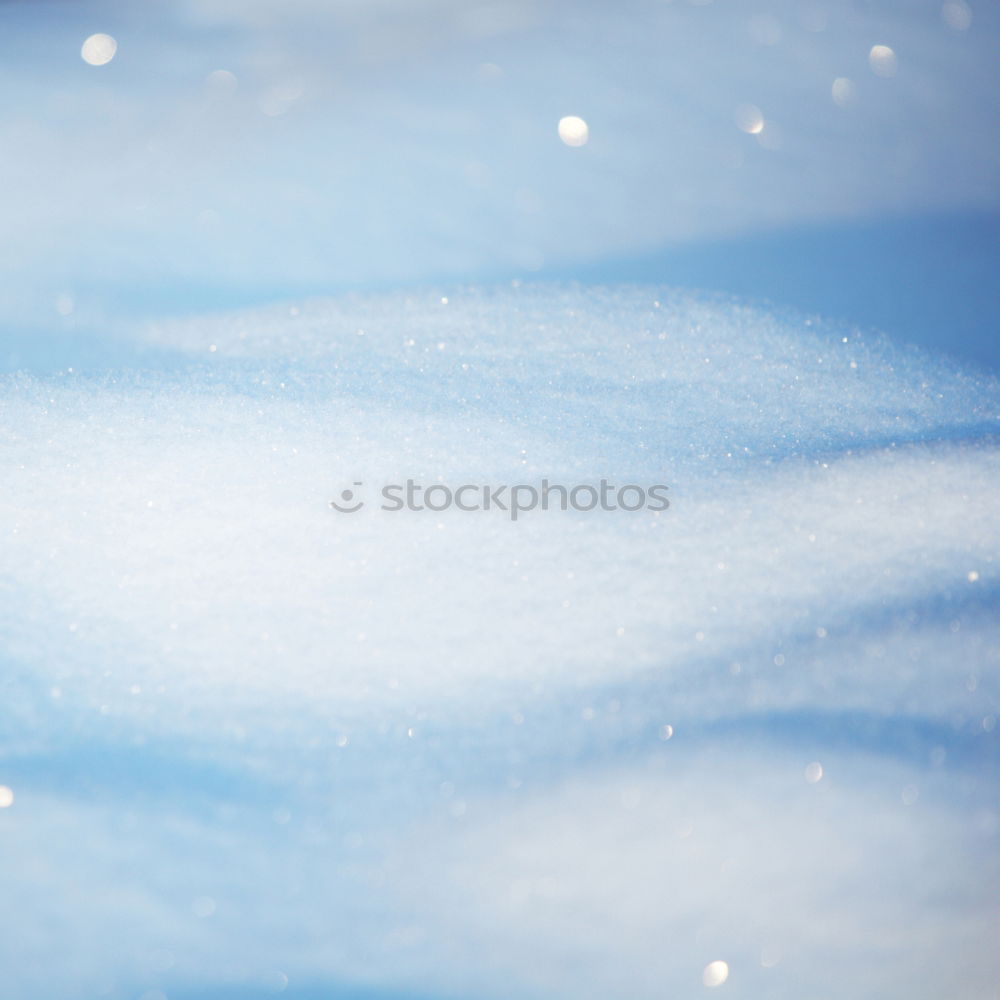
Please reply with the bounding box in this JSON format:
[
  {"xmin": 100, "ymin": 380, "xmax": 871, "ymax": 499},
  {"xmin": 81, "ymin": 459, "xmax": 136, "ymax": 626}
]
[{"xmin": 1, "ymin": 286, "xmax": 998, "ymax": 999}]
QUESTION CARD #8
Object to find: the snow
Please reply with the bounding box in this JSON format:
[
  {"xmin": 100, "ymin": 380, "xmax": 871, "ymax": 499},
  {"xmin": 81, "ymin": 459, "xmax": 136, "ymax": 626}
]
[
  {"xmin": 1, "ymin": 2, "xmax": 999, "ymax": 998},
  {"xmin": 3, "ymin": 286, "xmax": 999, "ymax": 998}
]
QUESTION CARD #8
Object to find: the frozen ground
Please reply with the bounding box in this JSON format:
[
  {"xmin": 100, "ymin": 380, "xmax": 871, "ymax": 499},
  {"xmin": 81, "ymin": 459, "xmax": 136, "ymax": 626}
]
[{"xmin": 1, "ymin": 2, "xmax": 999, "ymax": 999}]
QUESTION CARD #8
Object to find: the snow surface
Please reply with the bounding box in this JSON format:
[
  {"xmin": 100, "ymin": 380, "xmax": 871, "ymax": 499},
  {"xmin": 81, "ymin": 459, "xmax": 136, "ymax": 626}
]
[
  {"xmin": 2, "ymin": 286, "xmax": 999, "ymax": 999},
  {"xmin": 2, "ymin": 1, "xmax": 1000, "ymax": 998}
]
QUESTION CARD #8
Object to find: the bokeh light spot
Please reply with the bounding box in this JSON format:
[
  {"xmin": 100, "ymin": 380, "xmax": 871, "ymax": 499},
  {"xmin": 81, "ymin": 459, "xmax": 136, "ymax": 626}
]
[
  {"xmin": 735, "ymin": 104, "xmax": 764, "ymax": 134},
  {"xmin": 832, "ymin": 77, "xmax": 857, "ymax": 108},
  {"xmin": 703, "ymin": 960, "xmax": 729, "ymax": 987},
  {"xmin": 942, "ymin": 1, "xmax": 972, "ymax": 31},
  {"xmin": 869, "ymin": 44, "xmax": 898, "ymax": 77},
  {"xmin": 558, "ymin": 115, "xmax": 589, "ymax": 147},
  {"xmin": 81, "ymin": 33, "xmax": 117, "ymax": 66}
]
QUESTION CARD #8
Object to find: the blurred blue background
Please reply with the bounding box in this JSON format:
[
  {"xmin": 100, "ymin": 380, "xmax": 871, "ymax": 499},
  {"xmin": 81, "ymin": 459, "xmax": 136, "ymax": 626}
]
[{"xmin": 1, "ymin": 0, "xmax": 998, "ymax": 369}]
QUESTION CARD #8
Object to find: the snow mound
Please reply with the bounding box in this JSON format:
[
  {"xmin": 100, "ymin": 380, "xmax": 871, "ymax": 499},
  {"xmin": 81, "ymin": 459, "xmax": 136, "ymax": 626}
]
[{"xmin": 1, "ymin": 285, "xmax": 998, "ymax": 999}]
